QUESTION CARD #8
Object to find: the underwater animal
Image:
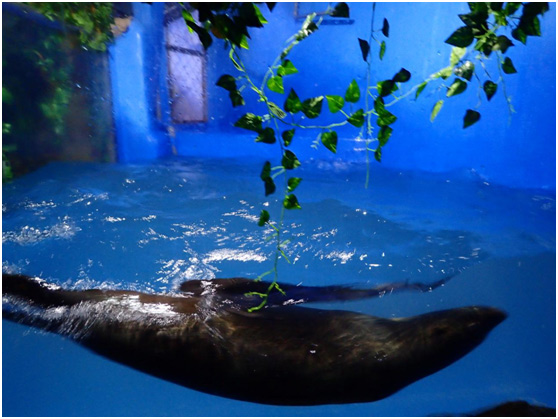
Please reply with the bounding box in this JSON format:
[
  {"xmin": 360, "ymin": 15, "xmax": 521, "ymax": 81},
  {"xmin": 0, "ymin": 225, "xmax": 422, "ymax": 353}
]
[
  {"xmin": 2, "ymin": 273, "xmax": 506, "ymax": 406},
  {"xmin": 435, "ymin": 400, "xmax": 556, "ymax": 417}
]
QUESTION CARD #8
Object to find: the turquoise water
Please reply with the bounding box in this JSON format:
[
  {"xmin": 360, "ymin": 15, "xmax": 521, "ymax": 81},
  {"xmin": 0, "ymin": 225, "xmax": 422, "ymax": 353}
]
[{"xmin": 2, "ymin": 158, "xmax": 555, "ymax": 416}]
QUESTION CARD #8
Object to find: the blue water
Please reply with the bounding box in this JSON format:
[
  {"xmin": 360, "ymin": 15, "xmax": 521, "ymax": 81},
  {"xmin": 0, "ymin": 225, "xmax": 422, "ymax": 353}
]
[{"xmin": 2, "ymin": 158, "xmax": 555, "ymax": 416}]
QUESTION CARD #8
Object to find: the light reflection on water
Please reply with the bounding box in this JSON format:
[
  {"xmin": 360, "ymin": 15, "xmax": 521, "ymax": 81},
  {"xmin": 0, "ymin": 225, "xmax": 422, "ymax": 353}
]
[
  {"xmin": 2, "ymin": 158, "xmax": 553, "ymax": 295},
  {"xmin": 1, "ymin": 158, "xmax": 555, "ymax": 416}
]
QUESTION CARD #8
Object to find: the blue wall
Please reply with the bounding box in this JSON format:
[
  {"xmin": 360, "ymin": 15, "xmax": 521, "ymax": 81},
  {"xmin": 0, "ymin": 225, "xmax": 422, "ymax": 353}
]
[{"xmin": 109, "ymin": 3, "xmax": 556, "ymax": 190}]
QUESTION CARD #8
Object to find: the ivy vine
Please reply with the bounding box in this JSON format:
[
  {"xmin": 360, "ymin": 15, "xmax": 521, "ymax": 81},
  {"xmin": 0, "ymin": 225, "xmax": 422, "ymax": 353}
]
[
  {"xmin": 419, "ymin": 2, "xmax": 549, "ymax": 126},
  {"xmin": 25, "ymin": 2, "xmax": 115, "ymax": 51},
  {"xmin": 3, "ymin": 3, "xmax": 117, "ymax": 181},
  {"xmin": 18, "ymin": 2, "xmax": 549, "ymax": 308},
  {"xmin": 182, "ymin": 2, "xmax": 550, "ymax": 310}
]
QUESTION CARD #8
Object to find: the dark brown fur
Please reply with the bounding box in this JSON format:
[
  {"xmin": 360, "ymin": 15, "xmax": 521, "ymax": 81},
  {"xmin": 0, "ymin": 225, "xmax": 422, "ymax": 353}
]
[{"xmin": 2, "ymin": 273, "xmax": 505, "ymax": 405}]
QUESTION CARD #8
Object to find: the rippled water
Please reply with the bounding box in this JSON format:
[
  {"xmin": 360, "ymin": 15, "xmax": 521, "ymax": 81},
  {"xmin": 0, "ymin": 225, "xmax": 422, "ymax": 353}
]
[{"xmin": 2, "ymin": 158, "xmax": 556, "ymax": 416}]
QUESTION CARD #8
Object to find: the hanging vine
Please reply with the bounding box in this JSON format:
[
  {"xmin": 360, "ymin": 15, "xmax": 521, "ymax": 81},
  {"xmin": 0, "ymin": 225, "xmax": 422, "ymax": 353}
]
[
  {"xmin": 181, "ymin": 2, "xmax": 550, "ymax": 310},
  {"xmin": 18, "ymin": 2, "xmax": 550, "ymax": 308}
]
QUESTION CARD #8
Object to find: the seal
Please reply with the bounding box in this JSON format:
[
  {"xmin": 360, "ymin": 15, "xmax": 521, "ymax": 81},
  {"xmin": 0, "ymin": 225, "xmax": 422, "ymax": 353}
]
[{"xmin": 2, "ymin": 273, "xmax": 506, "ymax": 406}]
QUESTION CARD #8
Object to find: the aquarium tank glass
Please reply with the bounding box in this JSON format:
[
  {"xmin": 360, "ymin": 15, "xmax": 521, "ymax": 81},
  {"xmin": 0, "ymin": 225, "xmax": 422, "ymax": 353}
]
[{"xmin": 2, "ymin": 2, "xmax": 556, "ymax": 417}]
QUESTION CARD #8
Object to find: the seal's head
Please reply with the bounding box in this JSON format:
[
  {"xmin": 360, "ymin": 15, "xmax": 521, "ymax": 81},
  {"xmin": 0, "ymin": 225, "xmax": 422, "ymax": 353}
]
[{"xmin": 390, "ymin": 306, "xmax": 507, "ymax": 384}]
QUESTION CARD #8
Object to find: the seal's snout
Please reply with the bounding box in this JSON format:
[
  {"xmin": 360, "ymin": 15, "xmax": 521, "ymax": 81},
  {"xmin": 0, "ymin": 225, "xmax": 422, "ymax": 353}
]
[{"xmin": 467, "ymin": 306, "xmax": 507, "ymax": 333}]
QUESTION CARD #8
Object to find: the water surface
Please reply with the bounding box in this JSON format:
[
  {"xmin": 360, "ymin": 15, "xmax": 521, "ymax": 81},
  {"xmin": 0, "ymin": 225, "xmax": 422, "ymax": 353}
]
[{"xmin": 2, "ymin": 158, "xmax": 555, "ymax": 416}]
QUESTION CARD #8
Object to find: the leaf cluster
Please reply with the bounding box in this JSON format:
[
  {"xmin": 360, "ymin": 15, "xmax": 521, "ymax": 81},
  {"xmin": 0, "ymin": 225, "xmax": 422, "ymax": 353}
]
[
  {"xmin": 210, "ymin": 2, "xmax": 548, "ymax": 311},
  {"xmin": 181, "ymin": 2, "xmax": 275, "ymax": 50},
  {"xmin": 433, "ymin": 2, "xmax": 549, "ymax": 128},
  {"xmin": 26, "ymin": 2, "xmax": 114, "ymax": 51},
  {"xmin": 371, "ymin": 68, "xmax": 411, "ymax": 161},
  {"xmin": 212, "ymin": 3, "xmax": 353, "ymax": 311},
  {"xmin": 358, "ymin": 14, "xmax": 390, "ymax": 62}
]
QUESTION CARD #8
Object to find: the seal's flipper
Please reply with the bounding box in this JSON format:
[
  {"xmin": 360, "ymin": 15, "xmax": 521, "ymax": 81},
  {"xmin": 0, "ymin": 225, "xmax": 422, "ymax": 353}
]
[{"xmin": 179, "ymin": 275, "xmax": 455, "ymax": 308}]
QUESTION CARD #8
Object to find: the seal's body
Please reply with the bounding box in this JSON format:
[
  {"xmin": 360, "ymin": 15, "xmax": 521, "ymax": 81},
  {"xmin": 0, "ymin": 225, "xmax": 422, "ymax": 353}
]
[{"xmin": 2, "ymin": 273, "xmax": 505, "ymax": 405}]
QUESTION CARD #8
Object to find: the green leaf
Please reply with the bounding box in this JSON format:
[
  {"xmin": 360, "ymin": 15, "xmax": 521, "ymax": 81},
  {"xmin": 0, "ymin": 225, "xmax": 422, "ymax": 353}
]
[
  {"xmin": 454, "ymin": 60, "xmax": 475, "ymax": 81},
  {"xmin": 347, "ymin": 109, "xmax": 365, "ymax": 127},
  {"xmin": 430, "ymin": 100, "xmax": 444, "ymax": 122},
  {"xmin": 459, "ymin": 11, "xmax": 488, "ymax": 31},
  {"xmin": 468, "ymin": 2, "xmax": 489, "ymax": 14},
  {"xmin": 474, "ymin": 33, "xmax": 496, "ymax": 57},
  {"xmin": 445, "ymin": 26, "xmax": 474, "ymax": 47},
  {"xmin": 519, "ymin": 14, "xmax": 541, "ymax": 37},
  {"xmin": 267, "ymin": 76, "xmax": 284, "ymax": 94},
  {"xmin": 258, "ymin": 210, "xmax": 270, "ymax": 226},
  {"xmin": 415, "ymin": 81, "xmax": 428, "ymax": 99},
  {"xmin": 260, "ymin": 161, "xmax": 271, "ymax": 181},
  {"xmin": 345, "ymin": 80, "xmax": 360, "ymax": 103},
  {"xmin": 522, "ymin": 2, "xmax": 549, "ymax": 18},
  {"xmin": 493, "ymin": 9, "xmax": 508, "ymax": 26},
  {"xmin": 433, "ymin": 66, "xmax": 453, "ymax": 80},
  {"xmin": 489, "ymin": 3, "xmax": 504, "ymax": 12},
  {"xmin": 463, "ymin": 109, "xmax": 480, "ymax": 128},
  {"xmin": 283, "ymin": 194, "xmax": 302, "ymax": 210},
  {"xmin": 450, "ymin": 46, "xmax": 467, "ymax": 66},
  {"xmin": 377, "ymin": 79, "xmax": 397, "ymax": 97},
  {"xmin": 301, "ymin": 96, "xmax": 324, "ymax": 119},
  {"xmin": 235, "ymin": 30, "xmax": 253, "ymax": 52},
  {"xmin": 284, "ymin": 89, "xmax": 303, "ymax": 113},
  {"xmin": 260, "ymin": 162, "xmax": 275, "ymax": 196},
  {"xmin": 277, "ymin": 60, "xmax": 298, "ymax": 76},
  {"xmin": 211, "ymin": 14, "xmax": 236, "ymax": 41},
  {"xmin": 282, "ymin": 150, "xmax": 301, "ymax": 170},
  {"xmin": 502, "ymin": 57, "xmax": 517, "ymax": 74},
  {"xmin": 374, "ymin": 97, "xmax": 385, "ymax": 113},
  {"xmin": 239, "ymin": 2, "xmax": 268, "ymax": 28},
  {"xmin": 379, "ymin": 40, "xmax": 386, "ymax": 60},
  {"xmin": 511, "ymin": 26, "xmax": 527, "ymax": 44},
  {"xmin": 483, "ymin": 81, "xmax": 497, "ymax": 101},
  {"xmin": 330, "ymin": 2, "xmax": 349, "ymax": 18},
  {"xmin": 320, "ymin": 131, "xmax": 338, "ymax": 153},
  {"xmin": 234, "ymin": 113, "xmax": 263, "ymax": 132},
  {"xmin": 263, "ymin": 178, "xmax": 276, "ymax": 196},
  {"xmin": 251, "ymin": 3, "xmax": 268, "ymax": 25},
  {"xmin": 255, "ymin": 127, "xmax": 276, "ymax": 144},
  {"xmin": 374, "ymin": 147, "xmax": 382, "ymax": 162},
  {"xmin": 446, "ymin": 79, "xmax": 468, "ymax": 97},
  {"xmin": 287, "ymin": 177, "xmax": 302, "ymax": 192},
  {"xmin": 181, "ymin": 9, "xmax": 196, "ymax": 32},
  {"xmin": 229, "ymin": 90, "xmax": 245, "ymax": 107},
  {"xmin": 356, "ymin": 38, "xmax": 370, "ymax": 62},
  {"xmin": 268, "ymin": 102, "xmax": 286, "ymax": 119},
  {"xmin": 326, "ymin": 95, "xmax": 344, "ymax": 113},
  {"xmin": 393, "ymin": 68, "xmax": 411, "ymax": 83},
  {"xmin": 216, "ymin": 74, "xmax": 237, "ymax": 91},
  {"xmin": 282, "ymin": 129, "xmax": 295, "ymax": 146},
  {"xmin": 377, "ymin": 126, "xmax": 393, "ymax": 146},
  {"xmin": 184, "ymin": 19, "xmax": 213, "ymax": 49},
  {"xmin": 381, "ymin": 18, "xmax": 389, "ymax": 37},
  {"xmin": 375, "ymin": 98, "xmax": 396, "ymax": 127},
  {"xmin": 504, "ymin": 2, "xmax": 522, "ymax": 15},
  {"xmin": 494, "ymin": 35, "xmax": 514, "ymax": 53},
  {"xmin": 377, "ymin": 108, "xmax": 396, "ymax": 127}
]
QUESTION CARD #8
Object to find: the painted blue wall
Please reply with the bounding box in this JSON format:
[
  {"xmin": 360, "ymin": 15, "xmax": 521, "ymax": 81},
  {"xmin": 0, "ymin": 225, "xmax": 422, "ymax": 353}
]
[
  {"xmin": 109, "ymin": 2, "xmax": 556, "ymax": 190},
  {"xmin": 109, "ymin": 3, "xmax": 169, "ymax": 161}
]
